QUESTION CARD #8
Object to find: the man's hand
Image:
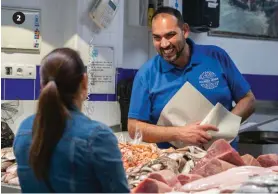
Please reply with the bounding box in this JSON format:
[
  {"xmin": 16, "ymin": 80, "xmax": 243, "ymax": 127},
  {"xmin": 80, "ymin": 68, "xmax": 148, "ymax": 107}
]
[
  {"xmin": 128, "ymin": 119, "xmax": 218, "ymax": 145},
  {"xmin": 174, "ymin": 122, "xmax": 219, "ymax": 145}
]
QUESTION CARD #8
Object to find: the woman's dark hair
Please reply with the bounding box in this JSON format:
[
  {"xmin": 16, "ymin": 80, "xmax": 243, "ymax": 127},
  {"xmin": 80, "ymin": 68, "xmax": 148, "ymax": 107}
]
[
  {"xmin": 151, "ymin": 6, "xmax": 184, "ymax": 28},
  {"xmin": 29, "ymin": 48, "xmax": 86, "ymax": 181}
]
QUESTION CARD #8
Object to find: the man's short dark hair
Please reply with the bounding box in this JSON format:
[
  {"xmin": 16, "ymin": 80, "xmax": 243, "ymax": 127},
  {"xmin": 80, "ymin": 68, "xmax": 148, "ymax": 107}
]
[{"xmin": 151, "ymin": 6, "xmax": 184, "ymax": 28}]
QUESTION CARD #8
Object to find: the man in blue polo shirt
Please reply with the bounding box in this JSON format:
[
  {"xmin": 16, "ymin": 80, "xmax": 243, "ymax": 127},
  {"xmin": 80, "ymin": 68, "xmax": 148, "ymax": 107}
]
[{"xmin": 128, "ymin": 7, "xmax": 256, "ymax": 149}]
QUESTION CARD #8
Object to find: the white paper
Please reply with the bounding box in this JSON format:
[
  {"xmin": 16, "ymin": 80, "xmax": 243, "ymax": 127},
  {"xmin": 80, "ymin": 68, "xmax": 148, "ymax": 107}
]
[
  {"xmin": 201, "ymin": 102, "xmax": 242, "ymax": 149},
  {"xmin": 157, "ymin": 82, "xmax": 242, "ymax": 149},
  {"xmin": 87, "ymin": 46, "xmax": 115, "ymax": 94},
  {"xmin": 157, "ymin": 82, "xmax": 214, "ymax": 127}
]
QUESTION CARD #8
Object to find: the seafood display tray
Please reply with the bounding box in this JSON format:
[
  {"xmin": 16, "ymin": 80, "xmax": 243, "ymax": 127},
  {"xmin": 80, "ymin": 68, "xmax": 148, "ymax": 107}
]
[{"xmin": 1, "ymin": 183, "xmax": 21, "ymax": 193}]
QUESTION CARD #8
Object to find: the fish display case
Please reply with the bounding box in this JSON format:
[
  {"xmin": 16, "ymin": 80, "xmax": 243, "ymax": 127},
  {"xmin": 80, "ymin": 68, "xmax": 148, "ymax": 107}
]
[
  {"xmin": 1, "ymin": 130, "xmax": 277, "ymax": 193},
  {"xmin": 1, "ymin": 183, "xmax": 21, "ymax": 193},
  {"xmin": 1, "ymin": 147, "xmax": 20, "ymax": 193}
]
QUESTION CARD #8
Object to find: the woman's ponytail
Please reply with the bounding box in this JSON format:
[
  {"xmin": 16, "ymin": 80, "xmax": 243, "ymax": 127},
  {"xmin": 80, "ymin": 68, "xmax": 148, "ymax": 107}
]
[{"xmin": 29, "ymin": 80, "xmax": 69, "ymax": 180}]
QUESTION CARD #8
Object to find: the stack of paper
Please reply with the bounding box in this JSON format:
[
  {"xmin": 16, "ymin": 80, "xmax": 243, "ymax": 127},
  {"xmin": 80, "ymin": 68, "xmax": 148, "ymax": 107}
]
[{"xmin": 157, "ymin": 82, "xmax": 242, "ymax": 149}]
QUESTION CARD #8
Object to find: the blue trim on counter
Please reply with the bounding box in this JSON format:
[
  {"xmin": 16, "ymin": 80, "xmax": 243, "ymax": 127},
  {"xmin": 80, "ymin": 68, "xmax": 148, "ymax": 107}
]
[
  {"xmin": 35, "ymin": 66, "xmax": 41, "ymax": 99},
  {"xmin": 1, "ymin": 79, "xmax": 5, "ymax": 100},
  {"xmin": 88, "ymin": 94, "xmax": 117, "ymax": 101},
  {"xmin": 5, "ymin": 79, "xmax": 35, "ymax": 100},
  {"xmin": 243, "ymin": 74, "xmax": 278, "ymax": 101},
  {"xmin": 2, "ymin": 66, "xmax": 278, "ymax": 101}
]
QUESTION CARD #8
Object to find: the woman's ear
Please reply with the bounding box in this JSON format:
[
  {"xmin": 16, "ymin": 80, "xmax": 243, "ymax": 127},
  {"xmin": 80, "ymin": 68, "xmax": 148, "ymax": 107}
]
[{"xmin": 81, "ymin": 73, "xmax": 88, "ymax": 100}]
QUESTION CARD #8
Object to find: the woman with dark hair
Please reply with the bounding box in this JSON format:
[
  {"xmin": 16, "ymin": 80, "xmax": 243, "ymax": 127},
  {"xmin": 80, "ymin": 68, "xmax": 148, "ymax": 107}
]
[{"xmin": 13, "ymin": 48, "xmax": 130, "ymax": 193}]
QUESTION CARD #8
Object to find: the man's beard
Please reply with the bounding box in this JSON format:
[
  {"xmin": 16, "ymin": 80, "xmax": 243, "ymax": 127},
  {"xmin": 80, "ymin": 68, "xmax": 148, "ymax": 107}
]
[{"xmin": 160, "ymin": 44, "xmax": 185, "ymax": 63}]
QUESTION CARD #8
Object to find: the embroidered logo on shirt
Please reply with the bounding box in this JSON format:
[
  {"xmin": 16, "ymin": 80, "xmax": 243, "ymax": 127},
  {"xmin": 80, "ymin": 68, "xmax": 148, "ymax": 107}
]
[{"xmin": 199, "ymin": 71, "xmax": 219, "ymax": 89}]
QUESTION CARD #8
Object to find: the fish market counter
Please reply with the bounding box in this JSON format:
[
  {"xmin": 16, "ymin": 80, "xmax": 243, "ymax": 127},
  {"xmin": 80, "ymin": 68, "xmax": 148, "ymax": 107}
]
[
  {"xmin": 1, "ymin": 132, "xmax": 278, "ymax": 193},
  {"xmin": 115, "ymin": 133, "xmax": 278, "ymax": 193}
]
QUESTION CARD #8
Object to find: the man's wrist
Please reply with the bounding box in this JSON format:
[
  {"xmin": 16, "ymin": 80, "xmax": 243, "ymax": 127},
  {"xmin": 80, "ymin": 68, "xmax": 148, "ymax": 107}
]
[{"xmin": 169, "ymin": 126, "xmax": 180, "ymax": 142}]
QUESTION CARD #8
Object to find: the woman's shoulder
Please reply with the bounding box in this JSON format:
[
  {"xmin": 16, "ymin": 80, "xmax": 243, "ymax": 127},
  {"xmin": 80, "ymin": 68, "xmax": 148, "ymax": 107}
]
[
  {"xmin": 88, "ymin": 120, "xmax": 115, "ymax": 139},
  {"xmin": 70, "ymin": 112, "xmax": 116, "ymax": 141},
  {"xmin": 17, "ymin": 114, "xmax": 36, "ymax": 134},
  {"xmin": 86, "ymin": 119, "xmax": 119, "ymax": 146}
]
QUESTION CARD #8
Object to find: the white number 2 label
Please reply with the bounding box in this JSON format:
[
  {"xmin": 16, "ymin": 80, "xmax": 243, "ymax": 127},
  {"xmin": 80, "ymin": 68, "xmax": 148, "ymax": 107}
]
[
  {"xmin": 13, "ymin": 11, "xmax": 25, "ymax": 25},
  {"xmin": 17, "ymin": 15, "xmax": 21, "ymax": 21}
]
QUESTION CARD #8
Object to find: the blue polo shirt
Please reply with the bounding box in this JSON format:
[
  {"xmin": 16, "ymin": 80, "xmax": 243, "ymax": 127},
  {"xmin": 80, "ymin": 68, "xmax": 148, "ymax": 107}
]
[{"xmin": 128, "ymin": 38, "xmax": 250, "ymax": 149}]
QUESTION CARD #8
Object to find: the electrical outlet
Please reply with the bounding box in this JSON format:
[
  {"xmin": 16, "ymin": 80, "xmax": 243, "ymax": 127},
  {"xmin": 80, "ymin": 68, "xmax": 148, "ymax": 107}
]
[
  {"xmin": 25, "ymin": 64, "xmax": 36, "ymax": 79},
  {"xmin": 2, "ymin": 64, "xmax": 14, "ymax": 78},
  {"xmin": 5, "ymin": 66, "xmax": 13, "ymax": 76},
  {"xmin": 15, "ymin": 64, "xmax": 25, "ymax": 78},
  {"xmin": 1, "ymin": 63, "xmax": 36, "ymax": 79}
]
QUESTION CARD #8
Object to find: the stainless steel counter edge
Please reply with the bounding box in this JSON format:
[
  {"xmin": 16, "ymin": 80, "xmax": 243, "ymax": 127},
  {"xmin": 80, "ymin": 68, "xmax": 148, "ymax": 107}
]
[{"xmin": 1, "ymin": 183, "xmax": 21, "ymax": 193}]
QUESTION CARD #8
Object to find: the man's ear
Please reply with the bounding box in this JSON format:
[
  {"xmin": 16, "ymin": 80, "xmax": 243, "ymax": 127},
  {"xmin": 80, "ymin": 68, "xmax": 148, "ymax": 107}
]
[{"xmin": 182, "ymin": 23, "xmax": 190, "ymax": 39}]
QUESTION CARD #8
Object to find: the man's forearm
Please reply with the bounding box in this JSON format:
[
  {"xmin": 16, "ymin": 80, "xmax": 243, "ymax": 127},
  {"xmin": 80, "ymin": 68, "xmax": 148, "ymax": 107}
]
[
  {"xmin": 232, "ymin": 91, "xmax": 256, "ymax": 122},
  {"xmin": 127, "ymin": 119, "xmax": 178, "ymax": 143}
]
